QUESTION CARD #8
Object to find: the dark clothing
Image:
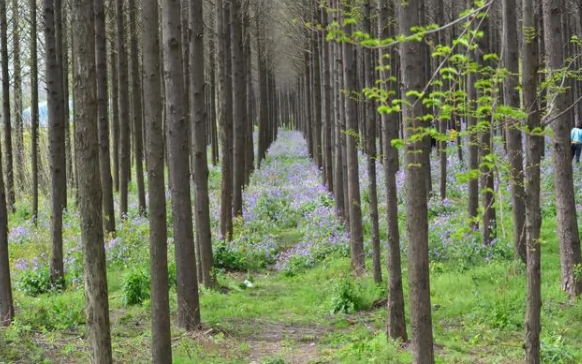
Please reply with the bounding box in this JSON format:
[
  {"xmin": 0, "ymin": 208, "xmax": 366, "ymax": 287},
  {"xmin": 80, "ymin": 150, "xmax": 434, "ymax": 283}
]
[{"xmin": 572, "ymin": 142, "xmax": 582, "ymax": 163}]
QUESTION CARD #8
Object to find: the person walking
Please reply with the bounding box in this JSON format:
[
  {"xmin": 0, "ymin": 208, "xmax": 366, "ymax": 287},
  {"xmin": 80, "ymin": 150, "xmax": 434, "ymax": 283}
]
[{"xmin": 571, "ymin": 123, "xmax": 582, "ymax": 163}]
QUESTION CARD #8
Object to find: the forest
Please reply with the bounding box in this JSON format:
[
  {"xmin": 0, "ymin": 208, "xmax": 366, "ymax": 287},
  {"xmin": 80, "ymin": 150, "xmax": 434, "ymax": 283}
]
[{"xmin": 0, "ymin": 0, "xmax": 581, "ymax": 363}]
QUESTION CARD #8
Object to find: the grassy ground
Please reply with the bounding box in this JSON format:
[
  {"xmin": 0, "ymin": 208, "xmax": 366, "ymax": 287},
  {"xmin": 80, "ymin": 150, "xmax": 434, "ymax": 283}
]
[{"xmin": 1, "ymin": 131, "xmax": 581, "ymax": 363}]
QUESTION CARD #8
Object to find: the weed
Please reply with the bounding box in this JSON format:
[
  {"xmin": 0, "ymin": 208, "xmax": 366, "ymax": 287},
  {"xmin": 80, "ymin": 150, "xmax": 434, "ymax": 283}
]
[{"xmin": 121, "ymin": 269, "xmax": 150, "ymax": 306}]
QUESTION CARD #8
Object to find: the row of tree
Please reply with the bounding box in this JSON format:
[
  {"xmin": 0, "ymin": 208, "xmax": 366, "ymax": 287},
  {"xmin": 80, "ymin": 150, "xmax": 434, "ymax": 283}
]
[
  {"xmin": 288, "ymin": 0, "xmax": 582, "ymax": 363},
  {"xmin": 0, "ymin": 0, "xmax": 293, "ymax": 362}
]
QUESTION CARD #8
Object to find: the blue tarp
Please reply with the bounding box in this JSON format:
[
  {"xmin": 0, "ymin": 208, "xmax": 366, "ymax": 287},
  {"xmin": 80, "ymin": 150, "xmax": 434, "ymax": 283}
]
[{"xmin": 21, "ymin": 99, "xmax": 73, "ymax": 127}]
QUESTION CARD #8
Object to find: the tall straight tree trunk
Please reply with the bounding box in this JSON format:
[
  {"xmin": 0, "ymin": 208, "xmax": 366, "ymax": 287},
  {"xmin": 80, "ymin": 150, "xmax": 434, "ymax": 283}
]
[
  {"xmin": 243, "ymin": 7, "xmax": 254, "ymax": 183},
  {"xmin": 116, "ymin": 0, "xmax": 131, "ymax": 218},
  {"xmin": 218, "ymin": 0, "xmax": 233, "ymax": 240},
  {"xmin": 0, "ymin": 129, "xmax": 12, "ymax": 326},
  {"xmin": 364, "ymin": 0, "xmax": 381, "ymax": 284},
  {"xmin": 332, "ymin": 12, "xmax": 345, "ymax": 222},
  {"xmin": 477, "ymin": 15, "xmax": 496, "ymax": 245},
  {"xmin": 209, "ymin": 18, "xmax": 219, "ymax": 167},
  {"xmin": 312, "ymin": 4, "xmax": 323, "ymax": 170},
  {"xmin": 397, "ymin": 0, "xmax": 435, "ymax": 361},
  {"xmin": 543, "ymin": 0, "xmax": 582, "ymax": 298},
  {"xmin": 257, "ymin": 20, "xmax": 269, "ymax": 167},
  {"xmin": 30, "ymin": 0, "xmax": 40, "ymax": 223},
  {"xmin": 60, "ymin": 1, "xmax": 73, "ymax": 194},
  {"xmin": 161, "ymin": 0, "xmax": 201, "ymax": 330},
  {"xmin": 379, "ymin": 0, "xmax": 406, "ymax": 341},
  {"xmin": 43, "ymin": 0, "xmax": 66, "ymax": 288},
  {"xmin": 0, "ymin": 0, "xmax": 13, "ymax": 212},
  {"xmin": 190, "ymin": 0, "xmax": 214, "ymax": 288},
  {"xmin": 12, "ymin": 0, "xmax": 24, "ymax": 191},
  {"xmin": 343, "ymin": 1, "xmax": 365, "ymax": 274},
  {"xmin": 503, "ymin": 0, "xmax": 526, "ymax": 263},
  {"xmin": 466, "ymin": 0, "xmax": 479, "ymax": 226},
  {"xmin": 522, "ymin": 0, "xmax": 541, "ymax": 360},
  {"xmin": 322, "ymin": 7, "xmax": 333, "ymax": 192},
  {"xmin": 142, "ymin": 0, "xmax": 172, "ymax": 359},
  {"xmin": 110, "ymin": 24, "xmax": 120, "ymax": 193},
  {"xmin": 129, "ymin": 0, "xmax": 146, "ymax": 215},
  {"xmin": 95, "ymin": 0, "xmax": 115, "ymax": 234},
  {"xmin": 436, "ymin": 0, "xmax": 447, "ymax": 201},
  {"xmin": 0, "ymin": 16, "xmax": 12, "ymax": 317},
  {"xmin": 231, "ymin": 0, "xmax": 245, "ymax": 217},
  {"xmin": 72, "ymin": 0, "xmax": 113, "ymax": 361}
]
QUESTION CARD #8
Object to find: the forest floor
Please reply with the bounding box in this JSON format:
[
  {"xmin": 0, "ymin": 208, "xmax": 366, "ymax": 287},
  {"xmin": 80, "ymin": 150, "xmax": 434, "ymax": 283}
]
[{"xmin": 1, "ymin": 130, "xmax": 582, "ymax": 363}]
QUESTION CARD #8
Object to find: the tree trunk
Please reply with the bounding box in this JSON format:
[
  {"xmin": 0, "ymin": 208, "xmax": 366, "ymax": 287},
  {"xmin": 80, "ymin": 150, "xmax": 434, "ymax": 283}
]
[
  {"xmin": 343, "ymin": 1, "xmax": 365, "ymax": 274},
  {"xmin": 243, "ymin": 7, "xmax": 254, "ymax": 184},
  {"xmin": 543, "ymin": 0, "xmax": 582, "ymax": 298},
  {"xmin": 332, "ymin": 12, "xmax": 345, "ymax": 222},
  {"xmin": 397, "ymin": 0, "xmax": 435, "ymax": 361},
  {"xmin": 12, "ymin": 0, "xmax": 24, "ymax": 192},
  {"xmin": 0, "ymin": 0, "xmax": 13, "ymax": 212},
  {"xmin": 60, "ymin": 1, "xmax": 73, "ymax": 196},
  {"xmin": 380, "ymin": 0, "xmax": 406, "ymax": 342},
  {"xmin": 116, "ymin": 0, "xmax": 130, "ymax": 218},
  {"xmin": 190, "ymin": 0, "xmax": 214, "ymax": 288},
  {"xmin": 30, "ymin": 0, "xmax": 40, "ymax": 223},
  {"xmin": 231, "ymin": 0, "xmax": 245, "ymax": 217},
  {"xmin": 218, "ymin": 0, "xmax": 233, "ymax": 241},
  {"xmin": 162, "ymin": 0, "xmax": 201, "ymax": 329},
  {"xmin": 129, "ymin": 0, "xmax": 146, "ymax": 215},
  {"xmin": 466, "ymin": 0, "xmax": 479, "ymax": 227},
  {"xmin": 208, "ymin": 24, "xmax": 219, "ymax": 167},
  {"xmin": 364, "ymin": 0, "xmax": 382, "ymax": 284},
  {"xmin": 43, "ymin": 0, "xmax": 66, "ymax": 288},
  {"xmin": 72, "ymin": 0, "xmax": 113, "ymax": 361},
  {"xmin": 110, "ymin": 14, "xmax": 120, "ymax": 193},
  {"xmin": 0, "ymin": 12, "xmax": 12, "ymax": 316},
  {"xmin": 312, "ymin": 5, "xmax": 323, "ymax": 170},
  {"xmin": 142, "ymin": 0, "xmax": 172, "ymax": 359},
  {"xmin": 503, "ymin": 0, "xmax": 526, "ymax": 262},
  {"xmin": 0, "ymin": 131, "xmax": 12, "ymax": 326},
  {"xmin": 477, "ymin": 14, "xmax": 496, "ymax": 245},
  {"xmin": 322, "ymin": 7, "xmax": 333, "ymax": 192},
  {"xmin": 522, "ymin": 0, "xmax": 541, "ymax": 360},
  {"xmin": 95, "ymin": 0, "xmax": 115, "ymax": 234}
]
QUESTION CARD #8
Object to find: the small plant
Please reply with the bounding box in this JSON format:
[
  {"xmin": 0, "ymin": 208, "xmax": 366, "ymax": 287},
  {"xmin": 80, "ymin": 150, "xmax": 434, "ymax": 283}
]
[
  {"xmin": 329, "ymin": 278, "xmax": 364, "ymax": 314},
  {"xmin": 213, "ymin": 241, "xmax": 247, "ymax": 271},
  {"xmin": 121, "ymin": 269, "xmax": 150, "ymax": 306},
  {"xmin": 17, "ymin": 264, "xmax": 52, "ymax": 297}
]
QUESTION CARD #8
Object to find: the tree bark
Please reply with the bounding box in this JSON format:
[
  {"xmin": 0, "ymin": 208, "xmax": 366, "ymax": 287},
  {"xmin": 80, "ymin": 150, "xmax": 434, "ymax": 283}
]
[
  {"xmin": 0, "ymin": 0, "xmax": 13, "ymax": 212},
  {"xmin": 380, "ymin": 0, "xmax": 407, "ymax": 342},
  {"xmin": 43, "ymin": 0, "xmax": 66, "ymax": 288},
  {"xmin": 343, "ymin": 0, "xmax": 365, "ymax": 275},
  {"xmin": 12, "ymin": 0, "xmax": 24, "ymax": 192},
  {"xmin": 503, "ymin": 0, "xmax": 526, "ymax": 262},
  {"xmin": 30, "ymin": 0, "xmax": 40, "ymax": 223},
  {"xmin": 161, "ymin": 0, "xmax": 201, "ymax": 330},
  {"xmin": 190, "ymin": 0, "xmax": 214, "ymax": 288},
  {"xmin": 110, "ymin": 9, "xmax": 120, "ymax": 193},
  {"xmin": 129, "ymin": 0, "xmax": 146, "ymax": 215},
  {"xmin": 397, "ymin": 0, "xmax": 435, "ymax": 361},
  {"xmin": 523, "ymin": 0, "xmax": 541, "ymax": 360},
  {"xmin": 364, "ymin": 0, "xmax": 382, "ymax": 284},
  {"xmin": 72, "ymin": 0, "xmax": 113, "ymax": 361},
  {"xmin": 116, "ymin": 0, "xmax": 130, "ymax": 218},
  {"xmin": 231, "ymin": 0, "xmax": 245, "ymax": 217},
  {"xmin": 543, "ymin": 0, "xmax": 582, "ymax": 298},
  {"xmin": 477, "ymin": 13, "xmax": 496, "ymax": 245},
  {"xmin": 143, "ymin": 0, "xmax": 172, "ymax": 359},
  {"xmin": 95, "ymin": 0, "xmax": 115, "ymax": 234},
  {"xmin": 466, "ymin": 0, "xmax": 479, "ymax": 227}
]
